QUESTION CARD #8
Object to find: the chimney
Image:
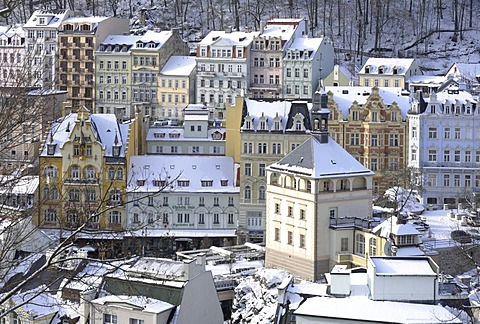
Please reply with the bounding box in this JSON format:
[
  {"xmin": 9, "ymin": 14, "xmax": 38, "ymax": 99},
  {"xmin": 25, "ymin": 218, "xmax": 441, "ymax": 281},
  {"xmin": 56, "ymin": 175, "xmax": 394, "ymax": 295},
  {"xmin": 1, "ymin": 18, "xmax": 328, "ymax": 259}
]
[
  {"xmin": 225, "ymin": 26, "xmax": 232, "ymax": 33},
  {"xmin": 329, "ymin": 265, "xmax": 351, "ymax": 296}
]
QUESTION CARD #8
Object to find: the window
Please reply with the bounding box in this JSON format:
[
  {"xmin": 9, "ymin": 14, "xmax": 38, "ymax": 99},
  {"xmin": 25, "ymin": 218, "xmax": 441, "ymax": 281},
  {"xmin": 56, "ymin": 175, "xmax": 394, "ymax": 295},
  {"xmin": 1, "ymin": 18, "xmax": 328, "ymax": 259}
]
[
  {"xmin": 411, "ymin": 148, "xmax": 417, "ymax": 161},
  {"xmin": 355, "ymin": 234, "xmax": 365, "ymax": 255},
  {"xmin": 444, "ymin": 127, "xmax": 450, "ymax": 139},
  {"xmin": 300, "ymin": 209, "xmax": 306, "ymax": 220},
  {"xmin": 444, "ymin": 150, "xmax": 450, "ymax": 162},
  {"xmin": 329, "ymin": 208, "xmax": 337, "ymax": 219},
  {"xmin": 198, "ymin": 213, "xmax": 205, "ymax": 224},
  {"xmin": 454, "ymin": 150, "xmax": 461, "ymax": 162},
  {"xmin": 244, "ymin": 186, "xmax": 251, "ymax": 199},
  {"xmin": 369, "ymin": 237, "xmax": 377, "ymax": 256},
  {"xmin": 243, "ymin": 142, "xmax": 253, "ymax": 154},
  {"xmin": 412, "ymin": 127, "xmax": 417, "ymax": 138},
  {"xmin": 274, "ymin": 228, "xmax": 280, "ymax": 241},
  {"xmin": 428, "ymin": 127, "xmax": 437, "ymax": 139},
  {"xmin": 130, "ymin": 319, "xmax": 144, "ymax": 324},
  {"xmin": 69, "ymin": 189, "xmax": 80, "ymax": 202},
  {"xmin": 465, "ymin": 175, "xmax": 472, "ymax": 187},
  {"xmin": 257, "ymin": 143, "xmax": 267, "ymax": 154},
  {"xmin": 443, "ymin": 174, "xmax": 450, "ymax": 187},
  {"xmin": 275, "ymin": 203, "xmax": 280, "ymax": 214},
  {"xmin": 213, "ymin": 213, "xmax": 220, "ymax": 224},
  {"xmin": 288, "ymin": 206, "xmax": 293, "ymax": 217},
  {"xmin": 389, "ymin": 134, "xmax": 399, "ymax": 146},
  {"xmin": 228, "ymin": 196, "xmax": 234, "ymax": 206},
  {"xmin": 341, "ymin": 237, "xmax": 348, "ymax": 251},
  {"xmin": 245, "ymin": 163, "xmax": 252, "ymax": 176},
  {"xmin": 455, "ymin": 127, "xmax": 461, "ymax": 139},
  {"xmin": 213, "ymin": 197, "xmax": 219, "ymax": 206},
  {"xmin": 370, "ymin": 158, "xmax": 378, "ymax": 171},
  {"xmin": 228, "ymin": 213, "xmax": 234, "ymax": 224},
  {"xmin": 350, "ymin": 133, "xmax": 360, "ymax": 146},
  {"xmin": 104, "ymin": 314, "xmax": 117, "ymax": 324},
  {"xmin": 272, "ymin": 143, "xmax": 282, "ymax": 154},
  {"xmin": 428, "ymin": 149, "xmax": 437, "ymax": 162},
  {"xmin": 259, "ymin": 163, "xmax": 266, "ymax": 176},
  {"xmin": 108, "ymin": 211, "xmax": 121, "ymax": 224},
  {"xmin": 84, "ymin": 166, "xmax": 96, "ymax": 179},
  {"xmin": 70, "ymin": 166, "xmax": 80, "ymax": 179},
  {"xmin": 299, "ymin": 234, "xmax": 305, "ymax": 248},
  {"xmin": 454, "ymin": 174, "xmax": 460, "ymax": 186},
  {"xmin": 44, "ymin": 209, "xmax": 57, "ymax": 222},
  {"xmin": 287, "ymin": 231, "xmax": 293, "ymax": 245},
  {"xmin": 371, "ymin": 134, "xmax": 378, "ymax": 146},
  {"xmin": 259, "ymin": 186, "xmax": 266, "ymax": 200}
]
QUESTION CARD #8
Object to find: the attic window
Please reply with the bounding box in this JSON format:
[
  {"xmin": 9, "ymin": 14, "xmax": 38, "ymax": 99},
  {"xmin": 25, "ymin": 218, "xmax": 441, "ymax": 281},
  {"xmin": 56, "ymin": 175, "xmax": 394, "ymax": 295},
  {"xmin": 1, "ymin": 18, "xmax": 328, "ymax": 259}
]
[
  {"xmin": 331, "ymin": 160, "xmax": 336, "ymax": 164},
  {"xmin": 148, "ymin": 43, "xmax": 156, "ymax": 48},
  {"xmin": 342, "ymin": 90, "xmax": 349, "ymax": 94},
  {"xmin": 239, "ymin": 37, "xmax": 246, "ymax": 42},
  {"xmin": 136, "ymin": 179, "xmax": 145, "ymax": 186},
  {"xmin": 393, "ymin": 67, "xmax": 398, "ymax": 74},
  {"xmin": 365, "ymin": 65, "xmax": 370, "ymax": 73},
  {"xmin": 169, "ymin": 133, "xmax": 180, "ymax": 138},
  {"xmin": 64, "ymin": 24, "xmax": 74, "ymax": 31},
  {"xmin": 136, "ymin": 42, "xmax": 144, "ymax": 48},
  {"xmin": 212, "ymin": 36, "xmax": 220, "ymax": 41},
  {"xmin": 154, "ymin": 132, "xmax": 165, "ymax": 138},
  {"xmin": 80, "ymin": 24, "xmax": 90, "ymax": 31},
  {"xmin": 177, "ymin": 180, "xmax": 190, "ymax": 187},
  {"xmin": 192, "ymin": 165, "xmax": 197, "ymax": 169},
  {"xmin": 201, "ymin": 180, "xmax": 213, "ymax": 187},
  {"xmin": 378, "ymin": 66, "xmax": 384, "ymax": 74},
  {"xmin": 216, "ymin": 164, "xmax": 220, "ymax": 169},
  {"xmin": 152, "ymin": 179, "xmax": 166, "ymax": 187},
  {"xmin": 221, "ymin": 180, "xmax": 228, "ymax": 186},
  {"xmin": 170, "ymin": 165, "xmax": 175, "ymax": 169}
]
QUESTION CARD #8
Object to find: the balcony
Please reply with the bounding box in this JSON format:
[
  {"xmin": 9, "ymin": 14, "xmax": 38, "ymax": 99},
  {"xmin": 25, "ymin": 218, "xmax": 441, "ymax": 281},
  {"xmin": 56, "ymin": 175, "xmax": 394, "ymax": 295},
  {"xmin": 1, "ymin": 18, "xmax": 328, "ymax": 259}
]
[
  {"xmin": 63, "ymin": 177, "xmax": 99, "ymax": 185},
  {"xmin": 107, "ymin": 199, "xmax": 124, "ymax": 207},
  {"xmin": 45, "ymin": 176, "xmax": 58, "ymax": 185},
  {"xmin": 197, "ymin": 71, "xmax": 216, "ymax": 77}
]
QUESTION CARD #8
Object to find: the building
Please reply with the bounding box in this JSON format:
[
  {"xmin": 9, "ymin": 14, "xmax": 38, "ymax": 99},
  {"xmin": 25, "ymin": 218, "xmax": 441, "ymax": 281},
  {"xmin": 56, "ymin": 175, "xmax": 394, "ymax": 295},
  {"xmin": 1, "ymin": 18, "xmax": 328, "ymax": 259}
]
[
  {"xmin": 130, "ymin": 29, "xmax": 188, "ymax": 120},
  {"xmin": 0, "ymin": 25, "xmax": 27, "ymax": 88},
  {"xmin": 125, "ymin": 155, "xmax": 239, "ymax": 254},
  {"xmin": 283, "ymin": 257, "xmax": 460, "ymax": 324},
  {"xmin": 358, "ymin": 57, "xmax": 422, "ymax": 89},
  {"xmin": 231, "ymin": 97, "xmax": 312, "ymax": 243},
  {"xmin": 146, "ymin": 104, "xmax": 225, "ymax": 156},
  {"xmin": 57, "ymin": 16, "xmax": 129, "ymax": 109},
  {"xmin": 322, "ymin": 64, "xmax": 355, "ymax": 87},
  {"xmin": 158, "ymin": 55, "xmax": 196, "ymax": 120},
  {"xmin": 283, "ymin": 36, "xmax": 334, "ymax": 99},
  {"xmin": 23, "ymin": 9, "xmax": 74, "ymax": 89},
  {"xmin": 99, "ymin": 257, "xmax": 224, "ymax": 324},
  {"xmin": 248, "ymin": 18, "xmax": 307, "ymax": 99},
  {"xmin": 408, "ymin": 87, "xmax": 480, "ymax": 208},
  {"xmin": 95, "ymin": 34, "xmax": 141, "ymax": 119},
  {"xmin": 265, "ymin": 92, "xmax": 374, "ymax": 280},
  {"xmin": 37, "ymin": 106, "xmax": 145, "ymax": 244},
  {"xmin": 324, "ymin": 86, "xmax": 410, "ymax": 194},
  {"xmin": 445, "ymin": 62, "xmax": 480, "ymax": 94},
  {"xmin": 196, "ymin": 29, "xmax": 259, "ymax": 120}
]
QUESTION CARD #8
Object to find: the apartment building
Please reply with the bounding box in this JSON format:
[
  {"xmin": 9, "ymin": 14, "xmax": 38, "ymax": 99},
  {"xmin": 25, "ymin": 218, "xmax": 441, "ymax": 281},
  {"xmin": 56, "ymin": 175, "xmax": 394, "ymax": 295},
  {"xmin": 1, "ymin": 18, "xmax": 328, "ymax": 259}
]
[
  {"xmin": 249, "ymin": 18, "xmax": 307, "ymax": 99},
  {"xmin": 409, "ymin": 87, "xmax": 480, "ymax": 207},
  {"xmin": 157, "ymin": 55, "xmax": 196, "ymax": 120},
  {"xmin": 131, "ymin": 29, "xmax": 188, "ymax": 120},
  {"xmin": 196, "ymin": 29, "xmax": 259, "ymax": 120},
  {"xmin": 95, "ymin": 34, "xmax": 141, "ymax": 119},
  {"xmin": 324, "ymin": 86, "xmax": 410, "ymax": 194},
  {"xmin": 0, "ymin": 25, "xmax": 26, "ymax": 87},
  {"xmin": 358, "ymin": 58, "xmax": 422, "ymax": 90},
  {"xmin": 283, "ymin": 36, "xmax": 334, "ymax": 99},
  {"xmin": 23, "ymin": 9, "xmax": 74, "ymax": 89},
  {"xmin": 57, "ymin": 16, "xmax": 129, "ymax": 109},
  {"xmin": 37, "ymin": 106, "xmax": 145, "ymax": 251},
  {"xmin": 226, "ymin": 97, "xmax": 312, "ymax": 243},
  {"xmin": 146, "ymin": 104, "xmax": 225, "ymax": 155}
]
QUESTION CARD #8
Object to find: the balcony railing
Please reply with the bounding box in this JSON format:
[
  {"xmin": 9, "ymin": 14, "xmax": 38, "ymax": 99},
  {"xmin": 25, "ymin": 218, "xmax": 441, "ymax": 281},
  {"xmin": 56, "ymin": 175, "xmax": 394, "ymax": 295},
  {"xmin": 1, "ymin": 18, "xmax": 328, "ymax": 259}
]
[{"xmin": 63, "ymin": 178, "xmax": 99, "ymax": 185}]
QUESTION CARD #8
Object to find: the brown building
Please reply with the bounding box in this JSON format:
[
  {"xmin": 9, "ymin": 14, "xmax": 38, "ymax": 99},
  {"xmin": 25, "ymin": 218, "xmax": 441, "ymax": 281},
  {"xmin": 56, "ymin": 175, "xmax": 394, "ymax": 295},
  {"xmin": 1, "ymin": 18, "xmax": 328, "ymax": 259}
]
[
  {"xmin": 57, "ymin": 16, "xmax": 129, "ymax": 109},
  {"xmin": 324, "ymin": 86, "xmax": 411, "ymax": 194}
]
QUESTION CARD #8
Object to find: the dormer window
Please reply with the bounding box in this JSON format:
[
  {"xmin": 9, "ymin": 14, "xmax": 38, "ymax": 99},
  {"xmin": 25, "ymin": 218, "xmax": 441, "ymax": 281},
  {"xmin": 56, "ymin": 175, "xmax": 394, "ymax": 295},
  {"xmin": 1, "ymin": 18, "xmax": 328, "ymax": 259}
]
[
  {"xmin": 112, "ymin": 145, "xmax": 121, "ymax": 157},
  {"xmin": 46, "ymin": 143, "xmax": 56, "ymax": 155},
  {"xmin": 378, "ymin": 66, "xmax": 384, "ymax": 74},
  {"xmin": 201, "ymin": 180, "xmax": 213, "ymax": 187},
  {"xmin": 136, "ymin": 179, "xmax": 145, "ymax": 186},
  {"xmin": 221, "ymin": 180, "xmax": 228, "ymax": 186},
  {"xmin": 39, "ymin": 17, "xmax": 46, "ymax": 25},
  {"xmin": 274, "ymin": 121, "xmax": 281, "ymax": 130},
  {"xmin": 154, "ymin": 132, "xmax": 165, "ymax": 138},
  {"xmin": 169, "ymin": 133, "xmax": 180, "ymax": 138},
  {"xmin": 80, "ymin": 24, "xmax": 90, "ymax": 31},
  {"xmin": 153, "ymin": 179, "xmax": 167, "ymax": 187},
  {"xmin": 177, "ymin": 180, "xmax": 190, "ymax": 187},
  {"xmin": 136, "ymin": 42, "xmax": 144, "ymax": 48},
  {"xmin": 212, "ymin": 132, "xmax": 222, "ymax": 140},
  {"xmin": 148, "ymin": 43, "xmax": 156, "ymax": 48},
  {"xmin": 64, "ymin": 24, "xmax": 74, "ymax": 31},
  {"xmin": 392, "ymin": 66, "xmax": 398, "ymax": 74},
  {"xmin": 259, "ymin": 120, "xmax": 267, "ymax": 130},
  {"xmin": 365, "ymin": 65, "xmax": 370, "ymax": 73}
]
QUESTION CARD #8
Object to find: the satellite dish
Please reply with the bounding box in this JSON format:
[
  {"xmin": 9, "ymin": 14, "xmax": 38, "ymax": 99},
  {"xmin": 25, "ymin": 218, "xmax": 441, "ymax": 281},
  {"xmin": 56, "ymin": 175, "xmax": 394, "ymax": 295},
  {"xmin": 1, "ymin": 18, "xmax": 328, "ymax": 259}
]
[{"xmin": 383, "ymin": 240, "xmax": 392, "ymax": 256}]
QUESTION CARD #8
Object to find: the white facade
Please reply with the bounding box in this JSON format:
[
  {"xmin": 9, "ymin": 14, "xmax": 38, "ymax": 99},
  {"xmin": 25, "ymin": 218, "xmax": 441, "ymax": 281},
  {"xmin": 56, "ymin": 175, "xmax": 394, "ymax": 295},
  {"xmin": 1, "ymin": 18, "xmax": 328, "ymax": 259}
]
[
  {"xmin": 146, "ymin": 104, "xmax": 226, "ymax": 155},
  {"xmin": 408, "ymin": 87, "xmax": 480, "ymax": 207},
  {"xmin": 196, "ymin": 30, "xmax": 259, "ymax": 119},
  {"xmin": 23, "ymin": 9, "xmax": 73, "ymax": 88},
  {"xmin": 283, "ymin": 36, "xmax": 334, "ymax": 99},
  {"xmin": 0, "ymin": 25, "xmax": 27, "ymax": 87},
  {"xmin": 126, "ymin": 155, "xmax": 239, "ymax": 248}
]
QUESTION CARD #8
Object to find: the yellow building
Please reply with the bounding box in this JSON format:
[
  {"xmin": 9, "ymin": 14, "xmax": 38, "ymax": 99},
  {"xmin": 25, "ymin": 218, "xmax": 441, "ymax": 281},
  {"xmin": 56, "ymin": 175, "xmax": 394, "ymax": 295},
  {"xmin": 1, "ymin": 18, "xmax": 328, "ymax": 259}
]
[
  {"xmin": 358, "ymin": 58, "xmax": 422, "ymax": 89},
  {"xmin": 37, "ymin": 105, "xmax": 146, "ymax": 241}
]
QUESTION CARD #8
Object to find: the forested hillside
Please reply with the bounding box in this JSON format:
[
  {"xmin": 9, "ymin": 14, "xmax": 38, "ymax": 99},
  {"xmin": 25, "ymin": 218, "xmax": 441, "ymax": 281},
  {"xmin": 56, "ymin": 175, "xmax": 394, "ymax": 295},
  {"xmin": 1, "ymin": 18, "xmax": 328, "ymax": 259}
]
[{"xmin": 2, "ymin": 0, "xmax": 480, "ymax": 73}]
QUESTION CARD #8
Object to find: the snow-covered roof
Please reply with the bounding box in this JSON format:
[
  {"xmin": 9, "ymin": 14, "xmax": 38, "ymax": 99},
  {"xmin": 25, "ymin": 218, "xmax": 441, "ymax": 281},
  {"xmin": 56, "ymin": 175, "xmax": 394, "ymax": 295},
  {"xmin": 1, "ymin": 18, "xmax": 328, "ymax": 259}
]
[
  {"xmin": 93, "ymin": 295, "xmax": 174, "ymax": 314},
  {"xmin": 136, "ymin": 30, "xmax": 173, "ymax": 48},
  {"xmin": 125, "ymin": 228, "xmax": 236, "ymax": 238},
  {"xmin": 259, "ymin": 20, "xmax": 299, "ymax": 41},
  {"xmin": 41, "ymin": 110, "xmax": 130, "ymax": 157},
  {"xmin": 127, "ymin": 155, "xmax": 238, "ymax": 193},
  {"xmin": 11, "ymin": 288, "xmax": 61, "ymax": 318},
  {"xmin": 396, "ymin": 246, "xmax": 425, "ymax": 256},
  {"xmin": 294, "ymin": 296, "xmax": 461, "ymax": 323},
  {"xmin": 360, "ymin": 57, "xmax": 416, "ymax": 75},
  {"xmin": 100, "ymin": 34, "xmax": 141, "ymax": 46},
  {"xmin": 0, "ymin": 25, "xmax": 24, "ymax": 38},
  {"xmin": 370, "ymin": 257, "xmax": 436, "ymax": 276},
  {"xmin": 324, "ymin": 86, "xmax": 411, "ymax": 118},
  {"xmin": 286, "ymin": 36, "xmax": 324, "ymax": 58},
  {"xmin": 0, "ymin": 175, "xmax": 39, "ymax": 195},
  {"xmin": 23, "ymin": 9, "xmax": 72, "ymax": 29},
  {"xmin": 62, "ymin": 16, "xmax": 110, "ymax": 24},
  {"xmin": 446, "ymin": 63, "xmax": 480, "ymax": 80},
  {"xmin": 408, "ymin": 75, "xmax": 447, "ymax": 85},
  {"xmin": 146, "ymin": 126, "xmax": 226, "ymax": 142},
  {"xmin": 429, "ymin": 88, "xmax": 477, "ymax": 106},
  {"xmin": 199, "ymin": 30, "xmax": 259, "ymax": 47},
  {"xmin": 372, "ymin": 215, "xmax": 421, "ymax": 238},
  {"xmin": 269, "ymin": 135, "xmax": 374, "ymax": 179},
  {"xmin": 160, "ymin": 56, "xmax": 196, "ymax": 76}
]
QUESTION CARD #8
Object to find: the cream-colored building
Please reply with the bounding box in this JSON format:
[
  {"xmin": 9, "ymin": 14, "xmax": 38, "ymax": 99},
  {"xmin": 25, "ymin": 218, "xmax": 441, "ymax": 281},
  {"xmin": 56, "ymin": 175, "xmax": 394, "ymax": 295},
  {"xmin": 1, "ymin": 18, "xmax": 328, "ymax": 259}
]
[
  {"xmin": 158, "ymin": 55, "xmax": 196, "ymax": 120},
  {"xmin": 358, "ymin": 57, "xmax": 422, "ymax": 89},
  {"xmin": 265, "ymin": 93, "xmax": 374, "ymax": 281}
]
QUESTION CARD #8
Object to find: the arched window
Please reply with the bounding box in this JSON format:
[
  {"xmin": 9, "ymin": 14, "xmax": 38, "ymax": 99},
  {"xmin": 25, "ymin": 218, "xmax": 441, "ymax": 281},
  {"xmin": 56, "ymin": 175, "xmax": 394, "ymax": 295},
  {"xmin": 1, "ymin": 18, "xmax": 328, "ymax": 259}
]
[
  {"xmin": 43, "ymin": 187, "xmax": 49, "ymax": 200},
  {"xmin": 244, "ymin": 186, "xmax": 251, "ymax": 200},
  {"xmin": 355, "ymin": 234, "xmax": 365, "ymax": 255},
  {"xmin": 70, "ymin": 165, "xmax": 80, "ymax": 179},
  {"xmin": 84, "ymin": 166, "xmax": 96, "ymax": 180},
  {"xmin": 369, "ymin": 237, "xmax": 377, "ymax": 256},
  {"xmin": 108, "ymin": 167, "xmax": 115, "ymax": 180},
  {"xmin": 69, "ymin": 188, "xmax": 80, "ymax": 201},
  {"xmin": 116, "ymin": 167, "xmax": 124, "ymax": 180},
  {"xmin": 109, "ymin": 189, "xmax": 122, "ymax": 205},
  {"xmin": 50, "ymin": 188, "xmax": 59, "ymax": 200},
  {"xmin": 259, "ymin": 186, "xmax": 266, "ymax": 200},
  {"xmin": 44, "ymin": 165, "xmax": 58, "ymax": 177}
]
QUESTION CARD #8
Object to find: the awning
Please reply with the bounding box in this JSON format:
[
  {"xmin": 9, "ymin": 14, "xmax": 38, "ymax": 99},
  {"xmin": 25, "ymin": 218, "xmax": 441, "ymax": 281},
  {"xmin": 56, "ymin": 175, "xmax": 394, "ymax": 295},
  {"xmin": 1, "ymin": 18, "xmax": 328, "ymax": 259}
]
[{"xmin": 124, "ymin": 228, "xmax": 237, "ymax": 238}]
